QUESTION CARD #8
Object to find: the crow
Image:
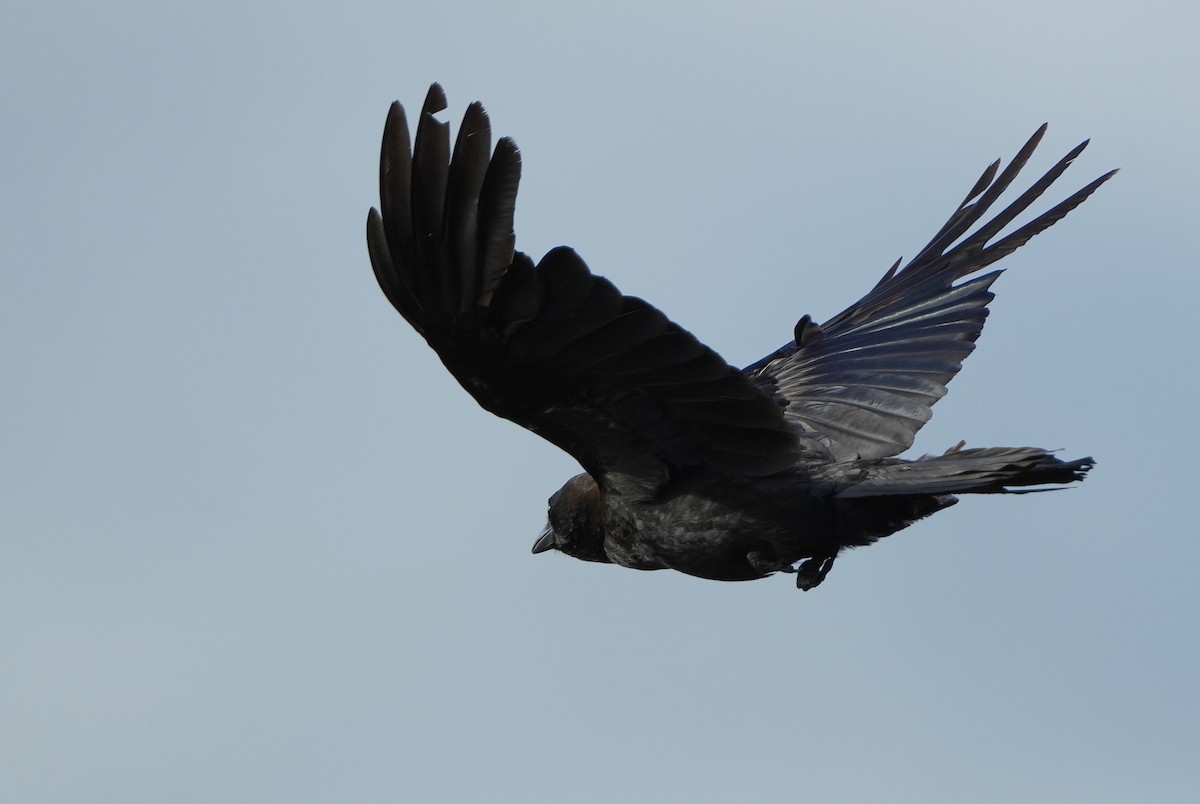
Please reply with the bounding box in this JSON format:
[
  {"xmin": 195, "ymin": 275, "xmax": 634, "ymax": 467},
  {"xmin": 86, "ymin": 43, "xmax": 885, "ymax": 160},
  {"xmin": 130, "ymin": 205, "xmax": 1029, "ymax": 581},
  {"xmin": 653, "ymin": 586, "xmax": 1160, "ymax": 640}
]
[{"xmin": 366, "ymin": 84, "xmax": 1112, "ymax": 590}]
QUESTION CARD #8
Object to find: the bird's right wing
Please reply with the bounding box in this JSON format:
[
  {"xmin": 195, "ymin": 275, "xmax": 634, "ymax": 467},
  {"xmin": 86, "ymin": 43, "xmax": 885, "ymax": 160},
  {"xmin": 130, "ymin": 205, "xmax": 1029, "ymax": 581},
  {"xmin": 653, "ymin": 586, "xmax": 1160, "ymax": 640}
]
[
  {"xmin": 746, "ymin": 126, "xmax": 1115, "ymax": 462},
  {"xmin": 367, "ymin": 85, "xmax": 801, "ymax": 498}
]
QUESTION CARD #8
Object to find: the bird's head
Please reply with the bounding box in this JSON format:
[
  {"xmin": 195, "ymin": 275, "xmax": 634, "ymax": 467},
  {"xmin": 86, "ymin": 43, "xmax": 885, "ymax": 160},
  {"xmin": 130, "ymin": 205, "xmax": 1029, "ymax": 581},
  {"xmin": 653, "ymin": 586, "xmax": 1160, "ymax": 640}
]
[{"xmin": 531, "ymin": 473, "xmax": 611, "ymax": 564}]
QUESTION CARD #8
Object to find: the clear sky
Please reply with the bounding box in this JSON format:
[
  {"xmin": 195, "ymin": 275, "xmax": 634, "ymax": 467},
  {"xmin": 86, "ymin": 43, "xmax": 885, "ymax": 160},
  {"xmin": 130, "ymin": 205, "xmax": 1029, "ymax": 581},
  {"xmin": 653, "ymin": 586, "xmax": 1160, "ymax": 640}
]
[{"xmin": 3, "ymin": 2, "xmax": 1197, "ymax": 802}]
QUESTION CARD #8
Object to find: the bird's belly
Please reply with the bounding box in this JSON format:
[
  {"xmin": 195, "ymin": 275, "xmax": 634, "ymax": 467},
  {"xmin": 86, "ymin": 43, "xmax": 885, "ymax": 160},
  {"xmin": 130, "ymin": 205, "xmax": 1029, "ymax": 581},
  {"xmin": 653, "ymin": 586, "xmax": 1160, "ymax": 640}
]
[{"xmin": 602, "ymin": 496, "xmax": 813, "ymax": 582}]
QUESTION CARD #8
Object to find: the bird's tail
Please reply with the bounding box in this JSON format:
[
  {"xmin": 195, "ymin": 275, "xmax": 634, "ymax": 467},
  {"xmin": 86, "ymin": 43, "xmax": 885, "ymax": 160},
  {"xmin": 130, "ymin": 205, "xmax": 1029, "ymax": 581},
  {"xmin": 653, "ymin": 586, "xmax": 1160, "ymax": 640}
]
[{"xmin": 835, "ymin": 444, "xmax": 1094, "ymax": 499}]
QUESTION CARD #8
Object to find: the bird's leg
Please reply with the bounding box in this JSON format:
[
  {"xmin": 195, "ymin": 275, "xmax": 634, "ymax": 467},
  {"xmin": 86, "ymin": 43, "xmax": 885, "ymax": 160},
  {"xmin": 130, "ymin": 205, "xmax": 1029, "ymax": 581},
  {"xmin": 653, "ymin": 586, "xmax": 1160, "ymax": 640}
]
[
  {"xmin": 747, "ymin": 549, "xmax": 785, "ymax": 575},
  {"xmin": 749, "ymin": 547, "xmax": 837, "ymax": 590},
  {"xmin": 794, "ymin": 553, "xmax": 837, "ymax": 591}
]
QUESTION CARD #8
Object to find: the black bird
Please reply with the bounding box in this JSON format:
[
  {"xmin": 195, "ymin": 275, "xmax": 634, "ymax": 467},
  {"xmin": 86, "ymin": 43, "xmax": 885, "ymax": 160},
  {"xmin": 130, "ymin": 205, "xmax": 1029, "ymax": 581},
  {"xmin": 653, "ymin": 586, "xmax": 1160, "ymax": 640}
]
[{"xmin": 366, "ymin": 84, "xmax": 1112, "ymax": 590}]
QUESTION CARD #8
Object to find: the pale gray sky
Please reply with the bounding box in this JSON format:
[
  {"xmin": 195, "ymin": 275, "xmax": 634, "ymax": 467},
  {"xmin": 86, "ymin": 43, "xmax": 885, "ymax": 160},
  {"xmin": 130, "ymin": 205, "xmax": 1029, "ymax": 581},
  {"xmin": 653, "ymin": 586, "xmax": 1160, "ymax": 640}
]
[{"xmin": 3, "ymin": 2, "xmax": 1197, "ymax": 802}]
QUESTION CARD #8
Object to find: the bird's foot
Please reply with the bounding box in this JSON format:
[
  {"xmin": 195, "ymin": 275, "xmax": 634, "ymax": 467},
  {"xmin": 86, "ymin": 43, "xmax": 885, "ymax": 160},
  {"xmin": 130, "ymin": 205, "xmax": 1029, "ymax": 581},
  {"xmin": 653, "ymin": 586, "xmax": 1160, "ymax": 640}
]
[{"xmin": 794, "ymin": 554, "xmax": 837, "ymax": 591}]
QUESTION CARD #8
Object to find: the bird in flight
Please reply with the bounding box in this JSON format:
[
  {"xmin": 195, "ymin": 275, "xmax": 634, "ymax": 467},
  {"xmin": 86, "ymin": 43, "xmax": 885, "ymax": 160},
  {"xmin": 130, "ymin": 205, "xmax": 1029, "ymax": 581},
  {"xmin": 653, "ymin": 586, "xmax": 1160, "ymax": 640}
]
[{"xmin": 366, "ymin": 84, "xmax": 1113, "ymax": 591}]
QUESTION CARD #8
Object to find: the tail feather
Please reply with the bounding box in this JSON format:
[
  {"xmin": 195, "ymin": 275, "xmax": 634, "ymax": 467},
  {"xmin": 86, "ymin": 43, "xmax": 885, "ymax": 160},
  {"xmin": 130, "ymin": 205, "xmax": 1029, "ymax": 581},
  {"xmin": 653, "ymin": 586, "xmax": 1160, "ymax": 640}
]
[{"xmin": 836, "ymin": 446, "xmax": 1094, "ymax": 499}]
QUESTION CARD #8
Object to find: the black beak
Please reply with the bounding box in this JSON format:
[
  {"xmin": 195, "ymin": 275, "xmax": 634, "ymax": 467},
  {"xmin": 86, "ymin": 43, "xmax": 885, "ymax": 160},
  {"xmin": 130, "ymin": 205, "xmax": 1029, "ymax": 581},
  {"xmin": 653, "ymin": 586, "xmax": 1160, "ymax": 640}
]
[{"xmin": 531, "ymin": 524, "xmax": 556, "ymax": 554}]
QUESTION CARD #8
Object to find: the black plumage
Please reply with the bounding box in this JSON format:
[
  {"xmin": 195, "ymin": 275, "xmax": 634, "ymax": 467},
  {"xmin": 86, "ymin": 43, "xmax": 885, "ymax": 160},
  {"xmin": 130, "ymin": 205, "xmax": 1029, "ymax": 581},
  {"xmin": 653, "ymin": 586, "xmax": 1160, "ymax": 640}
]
[{"xmin": 367, "ymin": 84, "xmax": 1111, "ymax": 591}]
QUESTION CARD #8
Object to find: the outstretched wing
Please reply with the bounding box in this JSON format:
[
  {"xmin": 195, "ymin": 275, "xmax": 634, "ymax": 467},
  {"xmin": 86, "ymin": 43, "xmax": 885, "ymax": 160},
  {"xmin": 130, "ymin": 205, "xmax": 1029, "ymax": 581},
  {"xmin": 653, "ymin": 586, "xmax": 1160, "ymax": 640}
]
[
  {"xmin": 746, "ymin": 126, "xmax": 1115, "ymax": 462},
  {"xmin": 367, "ymin": 85, "xmax": 800, "ymax": 497}
]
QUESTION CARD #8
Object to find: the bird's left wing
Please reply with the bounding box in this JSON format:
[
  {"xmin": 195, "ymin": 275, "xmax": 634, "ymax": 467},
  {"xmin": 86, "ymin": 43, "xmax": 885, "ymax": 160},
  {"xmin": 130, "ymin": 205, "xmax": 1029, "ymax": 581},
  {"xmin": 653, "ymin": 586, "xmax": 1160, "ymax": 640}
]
[
  {"xmin": 366, "ymin": 85, "xmax": 800, "ymax": 497},
  {"xmin": 745, "ymin": 126, "xmax": 1115, "ymax": 462}
]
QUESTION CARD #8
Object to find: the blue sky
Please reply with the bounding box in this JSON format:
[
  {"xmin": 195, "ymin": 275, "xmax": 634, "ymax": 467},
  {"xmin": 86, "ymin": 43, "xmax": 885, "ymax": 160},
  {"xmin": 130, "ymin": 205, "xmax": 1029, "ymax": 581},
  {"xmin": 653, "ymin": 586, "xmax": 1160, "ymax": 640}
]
[{"xmin": 3, "ymin": 2, "xmax": 1197, "ymax": 802}]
